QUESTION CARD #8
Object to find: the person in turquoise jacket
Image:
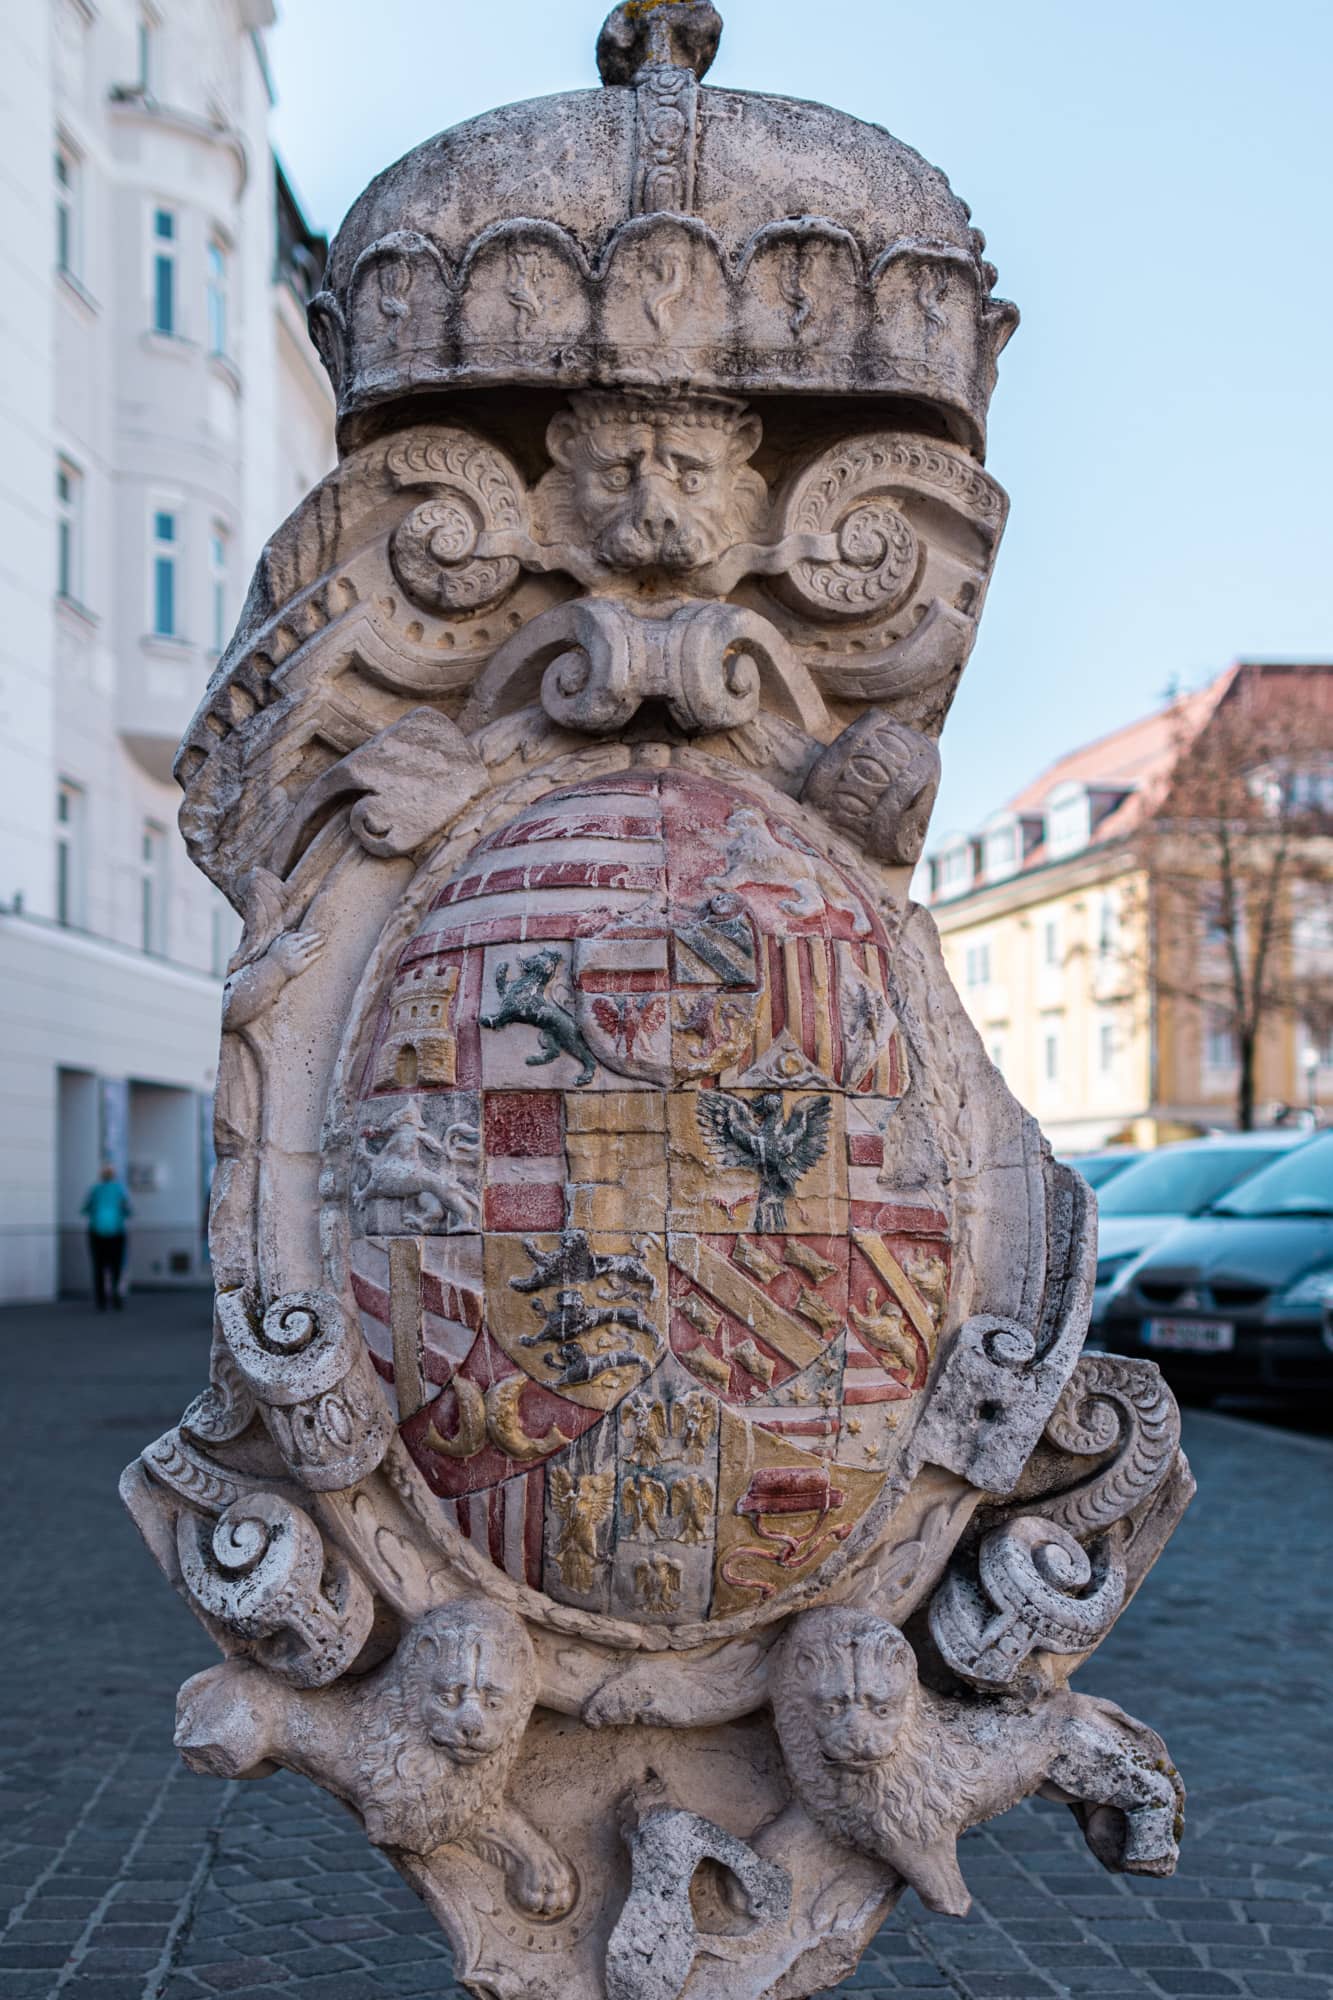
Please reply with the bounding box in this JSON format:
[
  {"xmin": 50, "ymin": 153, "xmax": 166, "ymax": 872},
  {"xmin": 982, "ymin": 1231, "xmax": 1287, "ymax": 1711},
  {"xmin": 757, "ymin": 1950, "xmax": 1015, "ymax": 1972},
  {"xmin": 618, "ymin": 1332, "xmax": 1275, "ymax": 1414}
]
[{"xmin": 82, "ymin": 1163, "xmax": 133, "ymax": 1311}]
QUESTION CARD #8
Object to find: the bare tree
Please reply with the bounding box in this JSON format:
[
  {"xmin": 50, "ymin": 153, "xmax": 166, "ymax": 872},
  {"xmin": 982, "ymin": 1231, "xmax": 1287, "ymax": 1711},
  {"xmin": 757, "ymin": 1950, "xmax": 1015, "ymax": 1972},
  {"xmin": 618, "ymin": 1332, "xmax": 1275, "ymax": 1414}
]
[{"xmin": 1133, "ymin": 671, "xmax": 1333, "ymax": 1129}]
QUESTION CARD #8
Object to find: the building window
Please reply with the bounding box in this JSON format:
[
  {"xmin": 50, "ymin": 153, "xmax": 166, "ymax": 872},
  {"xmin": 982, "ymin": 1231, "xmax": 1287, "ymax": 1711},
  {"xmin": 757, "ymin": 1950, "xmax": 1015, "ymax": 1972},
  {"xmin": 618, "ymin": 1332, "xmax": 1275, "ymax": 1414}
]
[
  {"xmin": 1201, "ymin": 887, "xmax": 1244, "ymax": 953},
  {"xmin": 1043, "ymin": 917, "xmax": 1061, "ymax": 968},
  {"xmin": 989, "ymin": 1040, "xmax": 1005, "ymax": 1076},
  {"xmin": 151, "ymin": 507, "xmax": 179, "ymax": 637},
  {"xmin": 964, "ymin": 941, "xmax": 991, "ymax": 988},
  {"xmin": 151, "ymin": 206, "xmax": 177, "ymax": 334},
  {"xmin": 1098, "ymin": 1021, "xmax": 1115, "ymax": 1075},
  {"xmin": 140, "ymin": 821, "xmax": 167, "ymax": 954},
  {"xmin": 1292, "ymin": 886, "xmax": 1333, "ymax": 957},
  {"xmin": 206, "ymin": 238, "xmax": 229, "ymax": 356},
  {"xmin": 209, "ymin": 522, "xmax": 229, "ymax": 652},
  {"xmin": 55, "ymin": 781, "xmax": 85, "ymax": 927},
  {"xmin": 1204, "ymin": 1012, "xmax": 1237, "ymax": 1071},
  {"xmin": 1096, "ymin": 891, "xmax": 1119, "ymax": 960},
  {"xmin": 935, "ymin": 844, "xmax": 973, "ymax": 898},
  {"xmin": 1047, "ymin": 785, "xmax": 1091, "ymax": 858},
  {"xmin": 982, "ymin": 822, "xmax": 1016, "ymax": 879},
  {"xmin": 55, "ymin": 141, "xmax": 80, "ymax": 278},
  {"xmin": 56, "ymin": 458, "xmax": 83, "ymax": 602},
  {"xmin": 1043, "ymin": 1028, "xmax": 1061, "ymax": 1084}
]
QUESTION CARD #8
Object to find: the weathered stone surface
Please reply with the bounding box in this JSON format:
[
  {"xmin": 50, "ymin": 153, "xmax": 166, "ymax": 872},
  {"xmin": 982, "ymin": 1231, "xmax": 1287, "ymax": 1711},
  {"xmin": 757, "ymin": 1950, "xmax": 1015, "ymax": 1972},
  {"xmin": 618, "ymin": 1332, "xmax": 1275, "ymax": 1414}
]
[{"xmin": 123, "ymin": 8, "xmax": 1190, "ymax": 1999}]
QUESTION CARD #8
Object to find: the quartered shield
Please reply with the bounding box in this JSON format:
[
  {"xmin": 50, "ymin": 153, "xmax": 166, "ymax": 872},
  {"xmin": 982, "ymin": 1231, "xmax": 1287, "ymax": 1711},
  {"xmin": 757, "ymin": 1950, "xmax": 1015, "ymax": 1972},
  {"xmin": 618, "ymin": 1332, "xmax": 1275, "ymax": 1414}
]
[{"xmin": 346, "ymin": 770, "xmax": 951, "ymax": 1627}]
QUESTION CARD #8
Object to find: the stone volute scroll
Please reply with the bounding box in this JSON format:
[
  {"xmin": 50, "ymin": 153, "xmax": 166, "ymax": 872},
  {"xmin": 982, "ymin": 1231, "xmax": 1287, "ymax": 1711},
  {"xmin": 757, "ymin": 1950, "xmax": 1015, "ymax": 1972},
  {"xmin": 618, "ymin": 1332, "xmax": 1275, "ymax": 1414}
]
[{"xmin": 122, "ymin": 7, "xmax": 1192, "ymax": 1999}]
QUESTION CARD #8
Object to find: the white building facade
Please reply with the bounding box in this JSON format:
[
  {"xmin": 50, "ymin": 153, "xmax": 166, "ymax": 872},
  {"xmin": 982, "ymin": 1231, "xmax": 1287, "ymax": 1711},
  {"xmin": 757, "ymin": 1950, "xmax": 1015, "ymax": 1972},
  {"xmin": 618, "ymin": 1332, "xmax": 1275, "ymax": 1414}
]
[{"xmin": 0, "ymin": 0, "xmax": 335, "ymax": 1300}]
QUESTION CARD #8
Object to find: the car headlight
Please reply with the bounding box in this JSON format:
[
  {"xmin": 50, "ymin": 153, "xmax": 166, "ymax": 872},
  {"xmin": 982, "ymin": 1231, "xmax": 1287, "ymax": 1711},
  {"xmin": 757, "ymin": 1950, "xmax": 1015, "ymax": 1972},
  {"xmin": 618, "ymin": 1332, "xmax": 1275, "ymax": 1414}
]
[
  {"xmin": 1278, "ymin": 1266, "xmax": 1333, "ymax": 1307},
  {"xmin": 1096, "ymin": 1251, "xmax": 1138, "ymax": 1288}
]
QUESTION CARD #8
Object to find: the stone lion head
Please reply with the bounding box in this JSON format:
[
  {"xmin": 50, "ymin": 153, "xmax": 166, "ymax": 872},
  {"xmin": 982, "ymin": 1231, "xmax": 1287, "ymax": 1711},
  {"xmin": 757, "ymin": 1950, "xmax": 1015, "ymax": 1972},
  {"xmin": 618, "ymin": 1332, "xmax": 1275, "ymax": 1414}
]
[
  {"xmin": 773, "ymin": 1606, "xmax": 919, "ymax": 1772},
  {"xmin": 357, "ymin": 1600, "xmax": 536, "ymax": 1851},
  {"xmin": 405, "ymin": 1599, "xmax": 536, "ymax": 1765},
  {"xmin": 543, "ymin": 390, "xmax": 767, "ymax": 575}
]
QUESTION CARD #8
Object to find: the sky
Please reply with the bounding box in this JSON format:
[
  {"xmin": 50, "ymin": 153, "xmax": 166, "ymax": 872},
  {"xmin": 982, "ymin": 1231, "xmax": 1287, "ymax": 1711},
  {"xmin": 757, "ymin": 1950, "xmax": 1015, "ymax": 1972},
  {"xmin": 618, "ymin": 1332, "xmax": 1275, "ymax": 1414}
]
[{"xmin": 268, "ymin": 0, "xmax": 1333, "ymax": 846}]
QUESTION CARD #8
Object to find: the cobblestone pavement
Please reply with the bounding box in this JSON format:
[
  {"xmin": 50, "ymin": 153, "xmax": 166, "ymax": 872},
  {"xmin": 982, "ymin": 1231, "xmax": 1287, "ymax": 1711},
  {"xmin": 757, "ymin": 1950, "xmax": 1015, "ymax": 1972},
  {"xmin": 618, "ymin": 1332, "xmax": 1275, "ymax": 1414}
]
[{"xmin": 3, "ymin": 1292, "xmax": 1331, "ymax": 2000}]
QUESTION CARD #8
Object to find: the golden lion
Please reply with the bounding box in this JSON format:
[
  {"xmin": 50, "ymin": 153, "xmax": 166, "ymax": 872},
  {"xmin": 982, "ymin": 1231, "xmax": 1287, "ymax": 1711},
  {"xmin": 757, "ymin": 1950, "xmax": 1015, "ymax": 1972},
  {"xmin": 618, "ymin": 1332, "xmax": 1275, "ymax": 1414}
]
[
  {"xmin": 175, "ymin": 1599, "xmax": 575, "ymax": 1919},
  {"xmin": 771, "ymin": 1606, "xmax": 1182, "ymax": 1917}
]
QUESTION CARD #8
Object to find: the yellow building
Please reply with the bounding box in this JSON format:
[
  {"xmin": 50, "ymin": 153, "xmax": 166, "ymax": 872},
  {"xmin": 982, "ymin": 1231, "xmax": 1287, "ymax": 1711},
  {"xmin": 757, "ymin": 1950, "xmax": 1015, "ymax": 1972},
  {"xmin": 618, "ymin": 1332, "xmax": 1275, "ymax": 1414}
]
[{"xmin": 924, "ymin": 664, "xmax": 1333, "ymax": 1149}]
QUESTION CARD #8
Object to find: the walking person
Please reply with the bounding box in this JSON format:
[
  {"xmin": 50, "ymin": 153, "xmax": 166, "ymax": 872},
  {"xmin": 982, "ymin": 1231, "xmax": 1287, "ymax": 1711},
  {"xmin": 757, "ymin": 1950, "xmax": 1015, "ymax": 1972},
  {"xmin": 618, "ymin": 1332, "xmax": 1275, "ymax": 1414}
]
[{"xmin": 82, "ymin": 1162, "xmax": 132, "ymax": 1311}]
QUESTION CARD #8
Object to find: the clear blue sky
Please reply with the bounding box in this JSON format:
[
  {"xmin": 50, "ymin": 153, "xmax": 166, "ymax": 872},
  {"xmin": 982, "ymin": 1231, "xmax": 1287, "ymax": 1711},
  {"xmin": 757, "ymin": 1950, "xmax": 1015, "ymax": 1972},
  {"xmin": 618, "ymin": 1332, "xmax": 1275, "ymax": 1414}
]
[{"xmin": 268, "ymin": 0, "xmax": 1333, "ymax": 845}]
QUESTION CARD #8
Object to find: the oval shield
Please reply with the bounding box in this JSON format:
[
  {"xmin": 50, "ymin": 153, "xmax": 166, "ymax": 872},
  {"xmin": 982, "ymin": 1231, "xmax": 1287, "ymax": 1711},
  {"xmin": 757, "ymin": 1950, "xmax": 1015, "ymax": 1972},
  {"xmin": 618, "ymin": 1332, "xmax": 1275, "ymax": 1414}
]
[{"xmin": 346, "ymin": 770, "xmax": 951, "ymax": 1625}]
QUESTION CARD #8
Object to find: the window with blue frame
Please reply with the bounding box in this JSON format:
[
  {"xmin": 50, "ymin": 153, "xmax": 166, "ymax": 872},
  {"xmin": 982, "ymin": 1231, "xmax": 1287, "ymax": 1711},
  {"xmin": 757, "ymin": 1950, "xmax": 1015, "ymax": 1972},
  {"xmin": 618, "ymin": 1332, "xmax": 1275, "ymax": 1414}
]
[
  {"xmin": 152, "ymin": 206, "xmax": 176, "ymax": 334},
  {"xmin": 151, "ymin": 508, "xmax": 178, "ymax": 636}
]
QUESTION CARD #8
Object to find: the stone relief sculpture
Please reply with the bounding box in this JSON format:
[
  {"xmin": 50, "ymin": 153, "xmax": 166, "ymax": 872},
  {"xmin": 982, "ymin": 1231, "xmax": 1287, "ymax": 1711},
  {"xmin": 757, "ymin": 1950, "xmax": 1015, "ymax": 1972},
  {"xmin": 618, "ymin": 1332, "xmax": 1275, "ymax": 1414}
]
[{"xmin": 122, "ymin": 6, "xmax": 1193, "ymax": 1997}]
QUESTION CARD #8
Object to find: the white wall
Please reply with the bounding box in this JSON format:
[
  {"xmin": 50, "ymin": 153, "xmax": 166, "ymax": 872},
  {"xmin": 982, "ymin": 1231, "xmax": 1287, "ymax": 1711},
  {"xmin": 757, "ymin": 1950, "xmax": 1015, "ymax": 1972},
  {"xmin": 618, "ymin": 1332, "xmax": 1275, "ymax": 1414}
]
[
  {"xmin": 0, "ymin": 0, "xmax": 335, "ymax": 1300},
  {"xmin": 0, "ymin": 0, "xmax": 57, "ymax": 923}
]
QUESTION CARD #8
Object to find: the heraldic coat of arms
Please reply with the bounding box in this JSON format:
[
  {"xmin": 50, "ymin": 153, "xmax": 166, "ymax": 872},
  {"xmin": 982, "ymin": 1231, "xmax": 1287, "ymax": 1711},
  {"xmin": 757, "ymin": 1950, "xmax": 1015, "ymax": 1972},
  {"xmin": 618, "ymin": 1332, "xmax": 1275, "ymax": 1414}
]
[{"xmin": 123, "ymin": 8, "xmax": 1193, "ymax": 1998}]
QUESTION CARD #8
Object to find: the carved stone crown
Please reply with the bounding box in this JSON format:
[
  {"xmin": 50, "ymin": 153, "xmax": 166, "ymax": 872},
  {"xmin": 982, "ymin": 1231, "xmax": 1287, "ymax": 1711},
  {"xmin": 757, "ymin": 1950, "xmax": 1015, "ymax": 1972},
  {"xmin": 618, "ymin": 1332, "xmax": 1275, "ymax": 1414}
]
[{"xmin": 308, "ymin": 2, "xmax": 1019, "ymax": 456}]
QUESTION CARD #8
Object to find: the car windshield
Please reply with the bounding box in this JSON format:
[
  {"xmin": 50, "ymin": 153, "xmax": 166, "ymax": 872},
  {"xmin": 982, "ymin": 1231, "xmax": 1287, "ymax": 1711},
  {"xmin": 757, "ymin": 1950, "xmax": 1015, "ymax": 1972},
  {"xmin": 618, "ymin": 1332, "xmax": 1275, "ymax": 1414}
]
[
  {"xmin": 1064, "ymin": 1153, "xmax": 1138, "ymax": 1190},
  {"xmin": 1098, "ymin": 1145, "xmax": 1289, "ymax": 1218},
  {"xmin": 1209, "ymin": 1133, "xmax": 1333, "ymax": 1218}
]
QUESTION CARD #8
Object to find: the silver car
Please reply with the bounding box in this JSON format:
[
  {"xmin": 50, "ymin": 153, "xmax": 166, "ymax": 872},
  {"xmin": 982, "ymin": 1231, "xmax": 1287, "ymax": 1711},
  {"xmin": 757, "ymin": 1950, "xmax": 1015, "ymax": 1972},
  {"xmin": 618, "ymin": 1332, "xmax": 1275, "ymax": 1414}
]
[{"xmin": 1088, "ymin": 1131, "xmax": 1310, "ymax": 1329}]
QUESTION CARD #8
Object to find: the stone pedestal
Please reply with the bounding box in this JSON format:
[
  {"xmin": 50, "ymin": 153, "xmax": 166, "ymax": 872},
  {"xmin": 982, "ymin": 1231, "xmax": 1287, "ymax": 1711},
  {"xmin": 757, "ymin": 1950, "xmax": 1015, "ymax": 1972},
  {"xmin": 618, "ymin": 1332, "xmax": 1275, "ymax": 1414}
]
[{"xmin": 123, "ymin": 8, "xmax": 1191, "ymax": 1997}]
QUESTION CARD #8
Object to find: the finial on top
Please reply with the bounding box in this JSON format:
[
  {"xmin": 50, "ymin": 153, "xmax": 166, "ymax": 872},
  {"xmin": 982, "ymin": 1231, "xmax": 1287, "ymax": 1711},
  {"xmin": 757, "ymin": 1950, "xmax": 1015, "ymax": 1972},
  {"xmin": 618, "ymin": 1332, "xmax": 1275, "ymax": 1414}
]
[{"xmin": 597, "ymin": 0, "xmax": 723, "ymax": 85}]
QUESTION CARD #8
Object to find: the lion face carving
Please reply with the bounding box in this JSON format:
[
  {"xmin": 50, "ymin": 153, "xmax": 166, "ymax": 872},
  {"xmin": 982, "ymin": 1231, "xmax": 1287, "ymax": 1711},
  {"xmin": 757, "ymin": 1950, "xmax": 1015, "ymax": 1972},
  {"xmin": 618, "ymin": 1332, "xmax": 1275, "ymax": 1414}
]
[
  {"xmin": 775, "ymin": 1605, "xmax": 918, "ymax": 1774},
  {"xmin": 414, "ymin": 1602, "xmax": 535, "ymax": 1765},
  {"xmin": 356, "ymin": 1600, "xmax": 537, "ymax": 1852},
  {"xmin": 544, "ymin": 391, "xmax": 767, "ymax": 575}
]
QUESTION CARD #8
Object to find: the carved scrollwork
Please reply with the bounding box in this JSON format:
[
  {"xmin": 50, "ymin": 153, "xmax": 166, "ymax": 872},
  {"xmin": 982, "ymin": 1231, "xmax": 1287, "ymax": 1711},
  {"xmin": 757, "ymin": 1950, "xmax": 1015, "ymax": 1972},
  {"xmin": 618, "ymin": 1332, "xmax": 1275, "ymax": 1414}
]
[
  {"xmin": 267, "ymin": 707, "xmax": 490, "ymax": 875},
  {"xmin": 460, "ymin": 596, "xmax": 828, "ymax": 738},
  {"xmin": 386, "ymin": 431, "xmax": 529, "ymax": 617},
  {"xmin": 771, "ymin": 434, "xmax": 1003, "ymax": 624},
  {"xmin": 177, "ymin": 1492, "xmax": 375, "ymax": 1688},
  {"xmin": 913, "ymin": 1164, "xmax": 1095, "ymax": 1493},
  {"xmin": 1015, "ymin": 1353, "xmax": 1182, "ymax": 1541},
  {"xmin": 803, "ymin": 714, "xmax": 942, "ymax": 865},
  {"xmin": 606, "ymin": 1797, "xmax": 791, "ymax": 2000},
  {"xmin": 218, "ymin": 1288, "xmax": 395, "ymax": 1492},
  {"xmin": 143, "ymin": 1429, "xmax": 249, "ymax": 1516},
  {"xmin": 927, "ymin": 1515, "xmax": 1127, "ymax": 1689}
]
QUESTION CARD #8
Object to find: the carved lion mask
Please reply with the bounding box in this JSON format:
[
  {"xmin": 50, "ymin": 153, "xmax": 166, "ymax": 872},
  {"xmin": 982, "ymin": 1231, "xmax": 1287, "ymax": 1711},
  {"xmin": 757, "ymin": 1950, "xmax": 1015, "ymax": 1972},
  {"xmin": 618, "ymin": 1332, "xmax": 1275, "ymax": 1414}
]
[
  {"xmin": 405, "ymin": 1602, "xmax": 537, "ymax": 1767},
  {"xmin": 775, "ymin": 1607, "xmax": 919, "ymax": 1773},
  {"xmin": 544, "ymin": 391, "xmax": 767, "ymax": 575}
]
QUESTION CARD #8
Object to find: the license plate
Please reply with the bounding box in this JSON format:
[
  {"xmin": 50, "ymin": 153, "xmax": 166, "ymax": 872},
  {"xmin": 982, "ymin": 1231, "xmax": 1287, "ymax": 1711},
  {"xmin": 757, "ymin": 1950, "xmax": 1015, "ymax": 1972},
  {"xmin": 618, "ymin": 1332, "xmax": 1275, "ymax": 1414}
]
[{"xmin": 1144, "ymin": 1318, "xmax": 1235, "ymax": 1353}]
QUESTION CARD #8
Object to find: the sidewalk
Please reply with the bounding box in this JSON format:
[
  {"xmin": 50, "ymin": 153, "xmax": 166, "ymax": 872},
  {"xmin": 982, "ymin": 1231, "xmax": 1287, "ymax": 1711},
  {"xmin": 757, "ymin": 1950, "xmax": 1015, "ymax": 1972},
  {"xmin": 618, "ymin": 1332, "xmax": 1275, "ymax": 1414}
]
[{"xmin": 2, "ymin": 1293, "xmax": 1330, "ymax": 2000}]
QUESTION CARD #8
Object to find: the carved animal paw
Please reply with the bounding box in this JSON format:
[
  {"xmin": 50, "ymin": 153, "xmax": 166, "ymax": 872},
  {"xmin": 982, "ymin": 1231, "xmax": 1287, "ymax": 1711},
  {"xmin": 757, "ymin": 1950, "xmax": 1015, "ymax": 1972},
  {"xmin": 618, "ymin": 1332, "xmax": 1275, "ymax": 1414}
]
[
  {"xmin": 511, "ymin": 1843, "xmax": 578, "ymax": 1920},
  {"xmin": 1120, "ymin": 1802, "xmax": 1181, "ymax": 1876},
  {"xmin": 583, "ymin": 1669, "xmax": 666, "ymax": 1729}
]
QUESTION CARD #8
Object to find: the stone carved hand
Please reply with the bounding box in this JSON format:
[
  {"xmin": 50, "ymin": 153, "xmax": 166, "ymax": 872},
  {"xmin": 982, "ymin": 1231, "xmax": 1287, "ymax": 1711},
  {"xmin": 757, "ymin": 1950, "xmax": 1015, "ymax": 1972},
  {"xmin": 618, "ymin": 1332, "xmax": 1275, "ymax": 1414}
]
[{"xmin": 270, "ymin": 930, "xmax": 325, "ymax": 978}]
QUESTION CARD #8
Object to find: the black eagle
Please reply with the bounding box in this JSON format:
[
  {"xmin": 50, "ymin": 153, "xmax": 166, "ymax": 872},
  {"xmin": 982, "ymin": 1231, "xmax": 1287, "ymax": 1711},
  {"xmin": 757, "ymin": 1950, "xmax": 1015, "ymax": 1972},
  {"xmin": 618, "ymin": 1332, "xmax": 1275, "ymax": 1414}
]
[{"xmin": 696, "ymin": 1091, "xmax": 832, "ymax": 1234}]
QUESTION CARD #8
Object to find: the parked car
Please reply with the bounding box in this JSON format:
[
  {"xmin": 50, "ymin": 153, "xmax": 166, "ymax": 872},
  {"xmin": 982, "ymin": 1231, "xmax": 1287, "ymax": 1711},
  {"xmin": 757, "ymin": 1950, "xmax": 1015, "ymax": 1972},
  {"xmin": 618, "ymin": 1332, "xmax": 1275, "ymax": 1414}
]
[
  {"xmin": 1088, "ymin": 1131, "xmax": 1310, "ymax": 1326},
  {"xmin": 1099, "ymin": 1130, "xmax": 1333, "ymax": 1398},
  {"xmin": 1059, "ymin": 1149, "xmax": 1142, "ymax": 1190}
]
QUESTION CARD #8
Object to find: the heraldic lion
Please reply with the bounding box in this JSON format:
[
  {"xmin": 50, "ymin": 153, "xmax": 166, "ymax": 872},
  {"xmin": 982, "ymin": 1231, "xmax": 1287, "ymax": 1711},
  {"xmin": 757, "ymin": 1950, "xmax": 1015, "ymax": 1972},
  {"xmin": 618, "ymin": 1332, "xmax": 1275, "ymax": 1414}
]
[
  {"xmin": 770, "ymin": 1606, "xmax": 1183, "ymax": 1918},
  {"xmin": 176, "ymin": 1600, "xmax": 575, "ymax": 1918}
]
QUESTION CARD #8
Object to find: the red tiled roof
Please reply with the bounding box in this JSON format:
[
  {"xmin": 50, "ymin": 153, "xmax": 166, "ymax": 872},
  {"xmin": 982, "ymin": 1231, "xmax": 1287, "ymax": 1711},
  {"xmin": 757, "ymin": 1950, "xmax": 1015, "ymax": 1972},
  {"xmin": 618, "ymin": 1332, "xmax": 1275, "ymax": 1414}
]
[
  {"xmin": 937, "ymin": 662, "xmax": 1333, "ymax": 890},
  {"xmin": 1006, "ymin": 672, "xmax": 1235, "ymax": 818}
]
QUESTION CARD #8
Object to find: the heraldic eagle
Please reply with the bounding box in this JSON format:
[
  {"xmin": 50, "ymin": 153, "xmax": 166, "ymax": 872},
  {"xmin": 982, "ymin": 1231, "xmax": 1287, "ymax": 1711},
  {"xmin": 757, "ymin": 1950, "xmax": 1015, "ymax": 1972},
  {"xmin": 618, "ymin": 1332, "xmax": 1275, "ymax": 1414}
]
[{"xmin": 696, "ymin": 1090, "xmax": 832, "ymax": 1233}]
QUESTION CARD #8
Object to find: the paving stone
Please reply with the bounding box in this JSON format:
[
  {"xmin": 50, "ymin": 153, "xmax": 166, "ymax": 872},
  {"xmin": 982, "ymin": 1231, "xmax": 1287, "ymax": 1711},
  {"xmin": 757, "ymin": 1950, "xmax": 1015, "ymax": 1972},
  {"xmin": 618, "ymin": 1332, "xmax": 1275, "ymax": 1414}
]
[{"xmin": 3, "ymin": 1300, "xmax": 1332, "ymax": 2000}]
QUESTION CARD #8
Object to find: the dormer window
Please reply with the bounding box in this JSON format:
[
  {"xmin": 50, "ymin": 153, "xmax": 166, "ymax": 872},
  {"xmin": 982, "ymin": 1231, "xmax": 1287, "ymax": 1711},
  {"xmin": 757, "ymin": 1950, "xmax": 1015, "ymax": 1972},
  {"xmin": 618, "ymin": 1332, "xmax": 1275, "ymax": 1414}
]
[
  {"xmin": 983, "ymin": 822, "xmax": 1016, "ymax": 877},
  {"xmin": 934, "ymin": 840, "xmax": 974, "ymax": 900},
  {"xmin": 1046, "ymin": 782, "xmax": 1091, "ymax": 859}
]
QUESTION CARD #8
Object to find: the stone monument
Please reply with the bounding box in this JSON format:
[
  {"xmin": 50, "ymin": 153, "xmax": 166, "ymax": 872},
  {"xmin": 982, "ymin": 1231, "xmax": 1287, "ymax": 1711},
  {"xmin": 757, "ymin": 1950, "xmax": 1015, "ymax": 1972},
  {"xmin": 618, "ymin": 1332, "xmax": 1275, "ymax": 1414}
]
[{"xmin": 123, "ymin": 7, "xmax": 1192, "ymax": 1995}]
